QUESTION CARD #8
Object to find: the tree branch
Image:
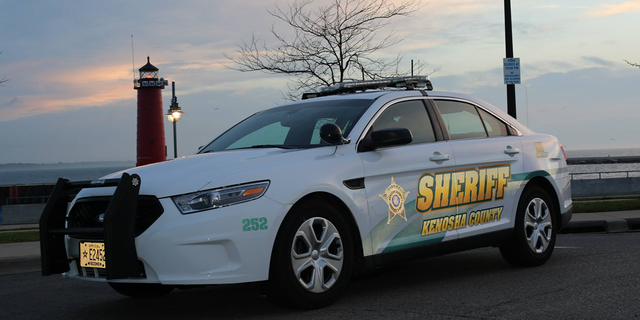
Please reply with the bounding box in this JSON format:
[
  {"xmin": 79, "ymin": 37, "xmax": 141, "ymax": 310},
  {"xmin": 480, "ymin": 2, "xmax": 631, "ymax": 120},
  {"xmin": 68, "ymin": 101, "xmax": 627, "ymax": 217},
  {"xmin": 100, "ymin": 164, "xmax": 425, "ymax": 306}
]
[
  {"xmin": 224, "ymin": 0, "xmax": 431, "ymax": 99},
  {"xmin": 624, "ymin": 59, "xmax": 640, "ymax": 68}
]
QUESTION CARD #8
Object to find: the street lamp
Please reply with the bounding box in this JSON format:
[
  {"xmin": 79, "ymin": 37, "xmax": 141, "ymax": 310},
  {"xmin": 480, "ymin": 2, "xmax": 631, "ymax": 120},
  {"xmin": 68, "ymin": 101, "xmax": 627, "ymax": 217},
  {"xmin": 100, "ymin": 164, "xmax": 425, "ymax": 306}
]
[{"xmin": 166, "ymin": 82, "xmax": 183, "ymax": 159}]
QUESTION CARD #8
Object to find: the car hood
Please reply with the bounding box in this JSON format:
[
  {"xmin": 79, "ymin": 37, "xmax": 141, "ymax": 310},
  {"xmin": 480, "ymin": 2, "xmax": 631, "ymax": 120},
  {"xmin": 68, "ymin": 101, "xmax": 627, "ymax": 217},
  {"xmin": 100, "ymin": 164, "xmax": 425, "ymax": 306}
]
[{"xmin": 77, "ymin": 147, "xmax": 336, "ymax": 199}]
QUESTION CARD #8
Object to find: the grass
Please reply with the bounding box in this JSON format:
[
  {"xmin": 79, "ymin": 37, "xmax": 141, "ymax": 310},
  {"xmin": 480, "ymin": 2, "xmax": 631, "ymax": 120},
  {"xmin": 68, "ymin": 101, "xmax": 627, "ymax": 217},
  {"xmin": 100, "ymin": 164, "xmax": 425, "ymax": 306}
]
[
  {"xmin": 573, "ymin": 198, "xmax": 640, "ymax": 213},
  {"xmin": 0, "ymin": 230, "xmax": 40, "ymax": 244}
]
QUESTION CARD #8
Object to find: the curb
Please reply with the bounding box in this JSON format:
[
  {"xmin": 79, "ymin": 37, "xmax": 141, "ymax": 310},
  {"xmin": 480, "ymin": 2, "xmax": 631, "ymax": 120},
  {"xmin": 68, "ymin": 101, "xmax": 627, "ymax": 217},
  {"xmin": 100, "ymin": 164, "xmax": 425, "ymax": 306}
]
[
  {"xmin": 0, "ymin": 255, "xmax": 40, "ymax": 276},
  {"xmin": 561, "ymin": 217, "xmax": 640, "ymax": 234},
  {"xmin": 561, "ymin": 220, "xmax": 607, "ymax": 234}
]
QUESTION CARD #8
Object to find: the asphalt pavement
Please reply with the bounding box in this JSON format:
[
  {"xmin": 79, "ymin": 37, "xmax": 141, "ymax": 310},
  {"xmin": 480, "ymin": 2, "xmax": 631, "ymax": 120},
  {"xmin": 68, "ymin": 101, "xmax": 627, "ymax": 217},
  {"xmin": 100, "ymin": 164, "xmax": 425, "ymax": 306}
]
[{"xmin": 1, "ymin": 232, "xmax": 639, "ymax": 319}]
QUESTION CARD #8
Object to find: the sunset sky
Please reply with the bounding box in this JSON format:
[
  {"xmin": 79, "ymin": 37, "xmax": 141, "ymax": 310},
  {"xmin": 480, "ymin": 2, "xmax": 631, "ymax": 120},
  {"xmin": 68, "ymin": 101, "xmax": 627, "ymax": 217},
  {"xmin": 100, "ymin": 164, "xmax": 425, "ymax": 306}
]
[{"xmin": 1, "ymin": 0, "xmax": 639, "ymax": 163}]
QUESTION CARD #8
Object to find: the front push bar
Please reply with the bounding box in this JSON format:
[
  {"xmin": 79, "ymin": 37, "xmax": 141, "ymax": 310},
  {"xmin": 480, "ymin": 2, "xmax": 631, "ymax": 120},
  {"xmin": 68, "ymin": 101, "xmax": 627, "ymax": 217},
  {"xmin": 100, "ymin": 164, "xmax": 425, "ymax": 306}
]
[{"xmin": 39, "ymin": 173, "xmax": 143, "ymax": 280}]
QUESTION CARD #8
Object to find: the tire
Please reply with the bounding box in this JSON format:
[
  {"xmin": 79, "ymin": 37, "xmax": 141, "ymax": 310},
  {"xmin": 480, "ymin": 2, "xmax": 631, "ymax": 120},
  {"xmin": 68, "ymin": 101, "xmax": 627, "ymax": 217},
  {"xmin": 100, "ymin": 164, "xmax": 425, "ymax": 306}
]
[
  {"xmin": 500, "ymin": 185, "xmax": 557, "ymax": 267},
  {"xmin": 266, "ymin": 199, "xmax": 354, "ymax": 309},
  {"xmin": 108, "ymin": 282, "xmax": 175, "ymax": 298}
]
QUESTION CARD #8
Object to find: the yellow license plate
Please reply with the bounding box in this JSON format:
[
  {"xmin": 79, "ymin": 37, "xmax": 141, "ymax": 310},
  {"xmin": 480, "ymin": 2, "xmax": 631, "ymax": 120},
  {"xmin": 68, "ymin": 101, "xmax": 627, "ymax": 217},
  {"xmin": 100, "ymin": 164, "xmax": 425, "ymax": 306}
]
[{"xmin": 79, "ymin": 242, "xmax": 106, "ymax": 269}]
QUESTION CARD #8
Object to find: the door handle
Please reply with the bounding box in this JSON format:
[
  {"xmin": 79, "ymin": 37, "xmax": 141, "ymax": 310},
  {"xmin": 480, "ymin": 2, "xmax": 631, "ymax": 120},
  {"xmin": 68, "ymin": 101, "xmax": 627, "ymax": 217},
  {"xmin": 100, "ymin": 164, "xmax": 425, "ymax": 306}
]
[
  {"xmin": 504, "ymin": 146, "xmax": 520, "ymax": 155},
  {"xmin": 429, "ymin": 152, "xmax": 450, "ymax": 162}
]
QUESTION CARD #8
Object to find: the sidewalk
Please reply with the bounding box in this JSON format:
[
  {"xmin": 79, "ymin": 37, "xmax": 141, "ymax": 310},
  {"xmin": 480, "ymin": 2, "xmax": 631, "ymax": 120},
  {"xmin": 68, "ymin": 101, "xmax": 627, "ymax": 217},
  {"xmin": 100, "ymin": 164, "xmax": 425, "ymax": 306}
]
[
  {"xmin": 0, "ymin": 210, "xmax": 638, "ymax": 276},
  {"xmin": 0, "ymin": 241, "xmax": 40, "ymax": 275},
  {"xmin": 0, "ymin": 223, "xmax": 38, "ymax": 231}
]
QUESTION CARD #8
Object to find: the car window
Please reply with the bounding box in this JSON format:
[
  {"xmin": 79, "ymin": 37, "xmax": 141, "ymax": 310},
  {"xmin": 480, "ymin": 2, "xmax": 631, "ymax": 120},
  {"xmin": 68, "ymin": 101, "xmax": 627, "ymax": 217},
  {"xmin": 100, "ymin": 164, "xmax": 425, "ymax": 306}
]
[
  {"xmin": 477, "ymin": 108, "xmax": 509, "ymax": 137},
  {"xmin": 371, "ymin": 100, "xmax": 436, "ymax": 144},
  {"xmin": 435, "ymin": 100, "xmax": 487, "ymax": 140}
]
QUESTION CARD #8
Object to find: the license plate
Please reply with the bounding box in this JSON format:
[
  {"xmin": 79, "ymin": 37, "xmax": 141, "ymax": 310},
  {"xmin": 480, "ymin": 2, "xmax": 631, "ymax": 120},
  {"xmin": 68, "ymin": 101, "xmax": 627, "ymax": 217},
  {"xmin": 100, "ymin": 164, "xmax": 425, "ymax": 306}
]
[{"xmin": 79, "ymin": 242, "xmax": 106, "ymax": 269}]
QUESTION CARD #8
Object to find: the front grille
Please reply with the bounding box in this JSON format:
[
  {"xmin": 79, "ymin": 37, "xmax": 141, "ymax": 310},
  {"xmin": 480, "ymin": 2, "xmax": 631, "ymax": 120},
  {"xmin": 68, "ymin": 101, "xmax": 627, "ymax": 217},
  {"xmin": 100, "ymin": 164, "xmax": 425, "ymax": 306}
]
[{"xmin": 67, "ymin": 196, "xmax": 164, "ymax": 238}]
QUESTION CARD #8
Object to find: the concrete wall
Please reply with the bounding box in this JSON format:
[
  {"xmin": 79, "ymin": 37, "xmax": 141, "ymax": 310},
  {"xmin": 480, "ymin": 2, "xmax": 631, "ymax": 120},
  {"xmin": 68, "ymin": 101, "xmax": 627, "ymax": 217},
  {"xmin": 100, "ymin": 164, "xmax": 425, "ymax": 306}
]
[
  {"xmin": 572, "ymin": 177, "xmax": 640, "ymax": 198},
  {"xmin": 0, "ymin": 204, "xmax": 45, "ymax": 224}
]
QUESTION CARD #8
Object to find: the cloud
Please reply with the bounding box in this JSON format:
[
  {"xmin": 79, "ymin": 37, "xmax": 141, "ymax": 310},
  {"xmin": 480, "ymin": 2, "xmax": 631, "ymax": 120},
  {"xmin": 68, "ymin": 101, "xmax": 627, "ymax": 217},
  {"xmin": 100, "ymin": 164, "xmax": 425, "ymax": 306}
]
[
  {"xmin": 581, "ymin": 56, "xmax": 615, "ymax": 67},
  {"xmin": 436, "ymin": 66, "xmax": 640, "ymax": 150},
  {"xmin": 588, "ymin": 0, "xmax": 640, "ymax": 17},
  {"xmin": 535, "ymin": 5, "xmax": 586, "ymax": 9}
]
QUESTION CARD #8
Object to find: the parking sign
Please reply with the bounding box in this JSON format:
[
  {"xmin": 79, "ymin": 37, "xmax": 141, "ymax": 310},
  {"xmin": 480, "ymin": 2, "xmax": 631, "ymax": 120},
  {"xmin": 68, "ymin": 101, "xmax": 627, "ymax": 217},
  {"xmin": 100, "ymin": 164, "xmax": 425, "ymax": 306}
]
[{"xmin": 503, "ymin": 58, "xmax": 521, "ymax": 84}]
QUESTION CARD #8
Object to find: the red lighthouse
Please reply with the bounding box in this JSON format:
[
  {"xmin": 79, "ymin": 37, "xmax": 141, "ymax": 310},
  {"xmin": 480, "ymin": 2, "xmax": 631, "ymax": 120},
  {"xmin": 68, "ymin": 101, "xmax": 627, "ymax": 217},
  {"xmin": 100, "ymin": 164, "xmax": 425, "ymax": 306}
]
[{"xmin": 134, "ymin": 57, "xmax": 168, "ymax": 166}]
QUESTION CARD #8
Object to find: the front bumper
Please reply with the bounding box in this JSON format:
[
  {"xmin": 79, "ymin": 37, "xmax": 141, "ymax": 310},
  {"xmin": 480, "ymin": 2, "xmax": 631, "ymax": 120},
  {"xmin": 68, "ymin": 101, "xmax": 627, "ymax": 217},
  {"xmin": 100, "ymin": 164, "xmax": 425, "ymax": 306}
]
[{"xmin": 41, "ymin": 175, "xmax": 287, "ymax": 285}]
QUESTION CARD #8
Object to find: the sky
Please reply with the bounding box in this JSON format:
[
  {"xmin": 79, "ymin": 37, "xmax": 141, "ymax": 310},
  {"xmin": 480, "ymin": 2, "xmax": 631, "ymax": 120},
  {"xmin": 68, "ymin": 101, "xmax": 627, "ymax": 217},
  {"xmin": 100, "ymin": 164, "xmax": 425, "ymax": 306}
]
[{"xmin": 0, "ymin": 0, "xmax": 639, "ymax": 164}]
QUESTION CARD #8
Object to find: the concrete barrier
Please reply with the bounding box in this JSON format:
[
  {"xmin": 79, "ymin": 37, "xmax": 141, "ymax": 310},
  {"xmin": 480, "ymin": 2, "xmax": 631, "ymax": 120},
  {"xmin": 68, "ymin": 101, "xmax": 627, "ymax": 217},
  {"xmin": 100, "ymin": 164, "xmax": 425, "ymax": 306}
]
[
  {"xmin": 572, "ymin": 177, "xmax": 640, "ymax": 198},
  {"xmin": 0, "ymin": 204, "xmax": 45, "ymax": 224}
]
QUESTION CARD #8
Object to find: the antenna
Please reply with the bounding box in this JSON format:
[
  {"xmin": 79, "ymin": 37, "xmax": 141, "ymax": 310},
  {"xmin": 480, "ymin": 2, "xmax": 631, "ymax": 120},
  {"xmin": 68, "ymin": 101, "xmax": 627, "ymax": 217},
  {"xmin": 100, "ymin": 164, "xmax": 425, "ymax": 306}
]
[{"xmin": 131, "ymin": 35, "xmax": 136, "ymax": 81}]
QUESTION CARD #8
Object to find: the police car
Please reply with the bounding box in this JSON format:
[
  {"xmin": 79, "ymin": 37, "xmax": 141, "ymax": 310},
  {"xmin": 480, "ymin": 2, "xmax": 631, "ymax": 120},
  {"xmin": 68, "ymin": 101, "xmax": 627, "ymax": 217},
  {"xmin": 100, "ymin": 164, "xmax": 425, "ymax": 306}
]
[{"xmin": 40, "ymin": 76, "xmax": 572, "ymax": 309}]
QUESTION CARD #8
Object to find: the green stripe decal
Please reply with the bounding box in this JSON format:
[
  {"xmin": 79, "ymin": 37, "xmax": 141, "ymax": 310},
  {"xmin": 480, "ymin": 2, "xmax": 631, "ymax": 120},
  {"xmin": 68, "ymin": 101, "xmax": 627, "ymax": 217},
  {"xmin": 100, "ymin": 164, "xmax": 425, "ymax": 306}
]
[{"xmin": 364, "ymin": 169, "xmax": 565, "ymax": 255}]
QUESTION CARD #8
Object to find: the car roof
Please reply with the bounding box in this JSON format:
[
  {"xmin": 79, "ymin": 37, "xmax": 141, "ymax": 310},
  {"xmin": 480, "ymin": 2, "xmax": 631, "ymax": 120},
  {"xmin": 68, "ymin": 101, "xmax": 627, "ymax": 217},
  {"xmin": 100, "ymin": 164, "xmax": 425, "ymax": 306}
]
[{"xmin": 273, "ymin": 89, "xmax": 533, "ymax": 135}]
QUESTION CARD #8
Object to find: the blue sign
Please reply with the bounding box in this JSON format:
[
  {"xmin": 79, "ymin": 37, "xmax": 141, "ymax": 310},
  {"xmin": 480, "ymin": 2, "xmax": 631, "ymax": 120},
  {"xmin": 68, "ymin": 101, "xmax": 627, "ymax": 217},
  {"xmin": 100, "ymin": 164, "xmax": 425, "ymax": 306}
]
[{"xmin": 503, "ymin": 58, "xmax": 521, "ymax": 84}]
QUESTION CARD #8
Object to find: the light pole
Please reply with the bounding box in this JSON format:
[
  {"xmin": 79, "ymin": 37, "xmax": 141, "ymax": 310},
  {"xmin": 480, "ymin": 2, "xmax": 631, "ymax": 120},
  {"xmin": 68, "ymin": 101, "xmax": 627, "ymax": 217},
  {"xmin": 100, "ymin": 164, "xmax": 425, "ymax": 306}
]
[
  {"xmin": 525, "ymin": 84, "xmax": 529, "ymax": 127},
  {"xmin": 504, "ymin": 0, "xmax": 517, "ymax": 119},
  {"xmin": 166, "ymin": 82, "xmax": 183, "ymax": 159}
]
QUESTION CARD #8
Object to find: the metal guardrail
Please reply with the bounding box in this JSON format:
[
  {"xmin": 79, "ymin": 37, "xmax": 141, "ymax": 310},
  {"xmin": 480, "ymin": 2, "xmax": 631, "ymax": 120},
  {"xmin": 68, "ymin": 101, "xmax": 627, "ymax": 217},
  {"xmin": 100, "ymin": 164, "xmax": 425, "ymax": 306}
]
[
  {"xmin": 570, "ymin": 170, "xmax": 640, "ymax": 180},
  {"xmin": 5, "ymin": 196, "xmax": 50, "ymax": 205},
  {"xmin": 567, "ymin": 156, "xmax": 640, "ymax": 165}
]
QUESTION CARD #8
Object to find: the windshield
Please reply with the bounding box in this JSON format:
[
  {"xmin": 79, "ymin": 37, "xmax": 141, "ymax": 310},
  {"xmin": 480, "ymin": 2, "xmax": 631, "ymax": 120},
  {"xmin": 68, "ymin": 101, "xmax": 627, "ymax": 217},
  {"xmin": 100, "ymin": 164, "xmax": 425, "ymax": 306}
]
[{"xmin": 200, "ymin": 99, "xmax": 373, "ymax": 153}]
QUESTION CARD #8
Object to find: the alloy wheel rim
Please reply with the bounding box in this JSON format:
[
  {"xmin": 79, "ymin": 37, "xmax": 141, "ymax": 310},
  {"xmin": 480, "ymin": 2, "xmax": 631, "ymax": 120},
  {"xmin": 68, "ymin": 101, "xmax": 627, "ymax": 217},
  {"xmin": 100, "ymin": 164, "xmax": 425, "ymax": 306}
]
[
  {"xmin": 524, "ymin": 197, "xmax": 553, "ymax": 254},
  {"xmin": 291, "ymin": 217, "xmax": 344, "ymax": 293}
]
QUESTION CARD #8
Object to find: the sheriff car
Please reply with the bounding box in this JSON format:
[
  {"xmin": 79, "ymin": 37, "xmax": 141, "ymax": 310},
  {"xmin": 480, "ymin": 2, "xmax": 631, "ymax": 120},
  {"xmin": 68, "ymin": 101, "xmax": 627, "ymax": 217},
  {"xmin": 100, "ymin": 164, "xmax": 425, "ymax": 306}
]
[{"xmin": 40, "ymin": 76, "xmax": 572, "ymax": 309}]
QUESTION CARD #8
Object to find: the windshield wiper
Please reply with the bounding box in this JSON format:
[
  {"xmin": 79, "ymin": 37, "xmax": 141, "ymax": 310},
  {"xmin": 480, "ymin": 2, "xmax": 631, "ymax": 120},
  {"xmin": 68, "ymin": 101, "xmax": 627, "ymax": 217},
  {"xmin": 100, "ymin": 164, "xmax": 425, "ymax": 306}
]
[{"xmin": 247, "ymin": 144, "xmax": 299, "ymax": 149}]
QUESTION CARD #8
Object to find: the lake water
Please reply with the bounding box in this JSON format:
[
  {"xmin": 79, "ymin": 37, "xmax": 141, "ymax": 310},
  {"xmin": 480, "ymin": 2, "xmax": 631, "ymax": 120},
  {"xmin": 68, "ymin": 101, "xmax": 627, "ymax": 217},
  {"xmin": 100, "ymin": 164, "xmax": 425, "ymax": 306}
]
[
  {"xmin": 0, "ymin": 148, "xmax": 638, "ymax": 186},
  {"xmin": 565, "ymin": 148, "xmax": 640, "ymax": 179},
  {"xmin": 0, "ymin": 166, "xmax": 132, "ymax": 186}
]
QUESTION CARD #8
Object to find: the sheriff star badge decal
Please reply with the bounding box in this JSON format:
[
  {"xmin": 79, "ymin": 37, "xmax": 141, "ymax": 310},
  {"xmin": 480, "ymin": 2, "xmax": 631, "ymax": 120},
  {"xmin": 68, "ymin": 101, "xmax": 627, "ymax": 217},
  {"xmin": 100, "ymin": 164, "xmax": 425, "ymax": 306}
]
[{"xmin": 379, "ymin": 177, "xmax": 410, "ymax": 224}]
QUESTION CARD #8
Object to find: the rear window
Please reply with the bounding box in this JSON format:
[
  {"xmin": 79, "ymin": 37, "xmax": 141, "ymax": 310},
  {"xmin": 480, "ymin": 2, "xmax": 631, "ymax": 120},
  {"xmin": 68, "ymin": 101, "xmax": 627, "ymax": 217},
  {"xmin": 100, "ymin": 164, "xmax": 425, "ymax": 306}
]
[{"xmin": 477, "ymin": 108, "xmax": 509, "ymax": 137}]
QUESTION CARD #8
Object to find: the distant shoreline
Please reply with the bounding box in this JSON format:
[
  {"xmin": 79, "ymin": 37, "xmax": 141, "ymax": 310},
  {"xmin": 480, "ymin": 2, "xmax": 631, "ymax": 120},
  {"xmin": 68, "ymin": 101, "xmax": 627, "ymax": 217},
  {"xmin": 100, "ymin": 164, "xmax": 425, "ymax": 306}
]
[{"xmin": 0, "ymin": 161, "xmax": 135, "ymax": 172}]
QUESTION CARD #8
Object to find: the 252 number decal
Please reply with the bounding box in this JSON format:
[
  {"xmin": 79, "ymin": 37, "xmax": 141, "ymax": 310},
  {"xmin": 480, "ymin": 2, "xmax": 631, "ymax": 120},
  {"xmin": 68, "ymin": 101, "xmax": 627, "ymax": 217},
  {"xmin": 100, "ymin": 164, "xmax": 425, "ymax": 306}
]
[{"xmin": 242, "ymin": 217, "xmax": 268, "ymax": 232}]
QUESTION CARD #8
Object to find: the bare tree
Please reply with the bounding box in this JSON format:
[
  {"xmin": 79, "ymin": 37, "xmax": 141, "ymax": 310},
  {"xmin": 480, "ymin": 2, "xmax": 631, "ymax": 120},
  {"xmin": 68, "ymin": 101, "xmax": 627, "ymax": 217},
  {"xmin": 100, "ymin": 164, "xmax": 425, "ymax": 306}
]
[
  {"xmin": 0, "ymin": 51, "xmax": 8, "ymax": 86},
  {"xmin": 225, "ymin": 0, "xmax": 437, "ymax": 100},
  {"xmin": 624, "ymin": 59, "xmax": 640, "ymax": 68}
]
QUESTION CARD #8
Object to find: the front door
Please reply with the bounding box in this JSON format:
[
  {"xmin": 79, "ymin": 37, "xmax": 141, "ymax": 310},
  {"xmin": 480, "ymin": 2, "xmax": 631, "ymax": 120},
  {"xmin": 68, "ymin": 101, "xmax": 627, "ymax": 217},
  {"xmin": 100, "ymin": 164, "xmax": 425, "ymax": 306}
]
[{"xmin": 359, "ymin": 99, "xmax": 460, "ymax": 255}]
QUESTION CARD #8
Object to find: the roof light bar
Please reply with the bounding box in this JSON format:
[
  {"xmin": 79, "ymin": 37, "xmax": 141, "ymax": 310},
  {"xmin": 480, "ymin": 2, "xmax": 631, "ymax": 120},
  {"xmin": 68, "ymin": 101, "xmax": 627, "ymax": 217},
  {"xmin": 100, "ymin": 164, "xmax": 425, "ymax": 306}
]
[{"xmin": 302, "ymin": 76, "xmax": 433, "ymax": 100}]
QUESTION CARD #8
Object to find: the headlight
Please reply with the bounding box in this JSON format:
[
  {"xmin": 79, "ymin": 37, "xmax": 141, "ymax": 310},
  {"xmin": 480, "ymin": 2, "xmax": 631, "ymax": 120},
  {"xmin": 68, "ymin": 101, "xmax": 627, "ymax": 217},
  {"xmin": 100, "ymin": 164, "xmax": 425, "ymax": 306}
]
[{"xmin": 171, "ymin": 181, "xmax": 269, "ymax": 214}]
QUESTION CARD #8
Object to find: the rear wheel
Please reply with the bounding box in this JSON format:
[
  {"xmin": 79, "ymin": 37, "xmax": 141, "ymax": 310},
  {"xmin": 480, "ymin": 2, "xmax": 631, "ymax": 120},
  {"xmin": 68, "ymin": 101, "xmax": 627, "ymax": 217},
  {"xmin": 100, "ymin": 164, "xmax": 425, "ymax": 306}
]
[
  {"xmin": 108, "ymin": 282, "xmax": 175, "ymax": 298},
  {"xmin": 267, "ymin": 200, "xmax": 354, "ymax": 309},
  {"xmin": 500, "ymin": 186, "xmax": 557, "ymax": 267}
]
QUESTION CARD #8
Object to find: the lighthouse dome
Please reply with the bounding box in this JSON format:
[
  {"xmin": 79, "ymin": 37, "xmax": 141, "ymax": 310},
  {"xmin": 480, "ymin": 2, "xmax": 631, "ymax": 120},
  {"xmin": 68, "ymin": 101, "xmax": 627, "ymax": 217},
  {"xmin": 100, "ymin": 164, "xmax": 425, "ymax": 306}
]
[{"xmin": 139, "ymin": 56, "xmax": 159, "ymax": 80}]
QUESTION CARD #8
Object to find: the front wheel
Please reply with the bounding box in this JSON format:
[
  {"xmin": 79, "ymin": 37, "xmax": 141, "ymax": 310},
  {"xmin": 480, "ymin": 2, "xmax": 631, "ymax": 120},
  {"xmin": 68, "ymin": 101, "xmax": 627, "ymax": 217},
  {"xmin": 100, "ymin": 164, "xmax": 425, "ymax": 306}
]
[
  {"xmin": 108, "ymin": 282, "xmax": 175, "ymax": 298},
  {"xmin": 500, "ymin": 186, "xmax": 557, "ymax": 267},
  {"xmin": 266, "ymin": 200, "xmax": 354, "ymax": 309}
]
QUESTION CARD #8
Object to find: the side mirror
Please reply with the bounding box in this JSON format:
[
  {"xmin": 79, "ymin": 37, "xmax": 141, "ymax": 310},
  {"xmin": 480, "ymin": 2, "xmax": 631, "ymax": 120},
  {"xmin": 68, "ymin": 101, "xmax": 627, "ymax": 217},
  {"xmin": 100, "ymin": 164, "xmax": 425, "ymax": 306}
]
[
  {"xmin": 197, "ymin": 145, "xmax": 204, "ymax": 152},
  {"xmin": 320, "ymin": 123, "xmax": 346, "ymax": 145},
  {"xmin": 369, "ymin": 128, "xmax": 413, "ymax": 149}
]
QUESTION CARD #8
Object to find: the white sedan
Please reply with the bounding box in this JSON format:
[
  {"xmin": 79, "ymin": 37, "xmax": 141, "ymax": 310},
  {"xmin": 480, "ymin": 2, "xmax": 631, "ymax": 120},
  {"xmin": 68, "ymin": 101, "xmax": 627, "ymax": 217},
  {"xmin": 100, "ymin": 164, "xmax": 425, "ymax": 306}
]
[{"xmin": 40, "ymin": 76, "xmax": 572, "ymax": 309}]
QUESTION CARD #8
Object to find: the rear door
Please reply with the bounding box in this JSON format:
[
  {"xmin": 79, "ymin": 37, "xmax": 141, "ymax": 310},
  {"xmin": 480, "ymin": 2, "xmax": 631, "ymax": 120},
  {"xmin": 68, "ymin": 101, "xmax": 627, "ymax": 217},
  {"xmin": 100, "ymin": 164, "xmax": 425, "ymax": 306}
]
[
  {"xmin": 358, "ymin": 98, "xmax": 461, "ymax": 255},
  {"xmin": 431, "ymin": 99, "xmax": 524, "ymax": 239}
]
